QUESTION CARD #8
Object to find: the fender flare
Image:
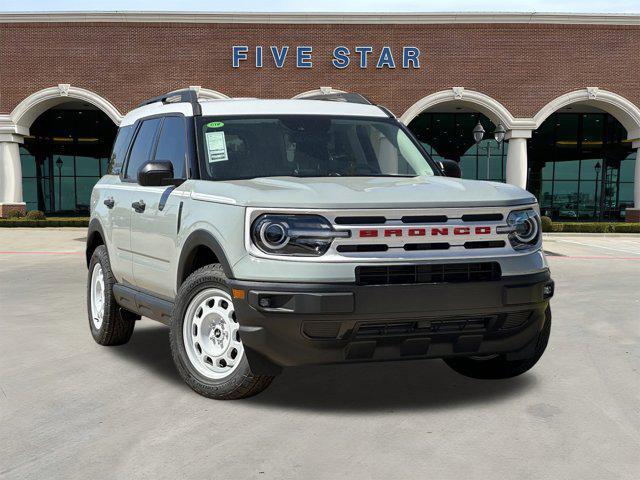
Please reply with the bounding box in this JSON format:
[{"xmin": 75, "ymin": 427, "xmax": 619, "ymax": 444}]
[
  {"xmin": 86, "ymin": 218, "xmax": 107, "ymax": 267},
  {"xmin": 177, "ymin": 230, "xmax": 234, "ymax": 290}
]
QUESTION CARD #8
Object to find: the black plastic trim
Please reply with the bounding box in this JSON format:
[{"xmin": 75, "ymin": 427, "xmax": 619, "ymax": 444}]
[
  {"xmin": 177, "ymin": 230, "xmax": 234, "ymax": 290},
  {"xmin": 86, "ymin": 218, "xmax": 107, "ymax": 267},
  {"xmin": 112, "ymin": 284, "xmax": 173, "ymax": 326}
]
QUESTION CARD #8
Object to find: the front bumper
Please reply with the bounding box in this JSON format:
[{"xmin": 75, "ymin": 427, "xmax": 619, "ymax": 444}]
[{"xmin": 229, "ymin": 271, "xmax": 553, "ymax": 371}]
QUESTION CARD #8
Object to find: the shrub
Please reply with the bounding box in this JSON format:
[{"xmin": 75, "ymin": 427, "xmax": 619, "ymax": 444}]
[
  {"xmin": 612, "ymin": 223, "xmax": 640, "ymax": 233},
  {"xmin": 25, "ymin": 210, "xmax": 46, "ymax": 220},
  {"xmin": 5, "ymin": 209, "xmax": 25, "ymax": 219},
  {"xmin": 540, "ymin": 216, "xmax": 553, "ymax": 232}
]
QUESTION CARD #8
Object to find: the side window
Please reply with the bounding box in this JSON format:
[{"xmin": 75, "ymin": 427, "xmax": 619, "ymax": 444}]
[
  {"xmin": 107, "ymin": 125, "xmax": 134, "ymax": 175},
  {"xmin": 125, "ymin": 118, "xmax": 161, "ymax": 180},
  {"xmin": 154, "ymin": 116, "xmax": 187, "ymax": 178}
]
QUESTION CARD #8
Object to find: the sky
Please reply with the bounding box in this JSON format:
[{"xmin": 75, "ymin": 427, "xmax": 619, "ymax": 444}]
[{"xmin": 2, "ymin": 0, "xmax": 640, "ymax": 13}]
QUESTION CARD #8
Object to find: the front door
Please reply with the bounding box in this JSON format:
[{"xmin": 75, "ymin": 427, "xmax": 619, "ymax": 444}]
[{"xmin": 130, "ymin": 115, "xmax": 189, "ymax": 299}]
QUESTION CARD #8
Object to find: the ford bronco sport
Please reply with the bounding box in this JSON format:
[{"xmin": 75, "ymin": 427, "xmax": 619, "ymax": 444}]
[{"xmin": 86, "ymin": 90, "xmax": 554, "ymax": 399}]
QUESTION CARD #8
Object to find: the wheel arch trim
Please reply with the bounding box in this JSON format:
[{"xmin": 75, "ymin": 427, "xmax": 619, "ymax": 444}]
[
  {"xmin": 86, "ymin": 218, "xmax": 107, "ymax": 267},
  {"xmin": 177, "ymin": 229, "xmax": 235, "ymax": 290}
]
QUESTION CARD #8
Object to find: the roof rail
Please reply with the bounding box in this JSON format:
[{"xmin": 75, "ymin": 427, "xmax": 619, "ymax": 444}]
[
  {"xmin": 300, "ymin": 91, "xmax": 395, "ymax": 118},
  {"xmin": 136, "ymin": 89, "xmax": 202, "ymax": 115},
  {"xmin": 300, "ymin": 92, "xmax": 373, "ymax": 105}
]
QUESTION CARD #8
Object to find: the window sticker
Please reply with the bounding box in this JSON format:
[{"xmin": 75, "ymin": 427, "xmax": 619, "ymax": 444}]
[
  {"xmin": 205, "ymin": 131, "xmax": 229, "ymax": 163},
  {"xmin": 207, "ymin": 121, "xmax": 224, "ymax": 128}
]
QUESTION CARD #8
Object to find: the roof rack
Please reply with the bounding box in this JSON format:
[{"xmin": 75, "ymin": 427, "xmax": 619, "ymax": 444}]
[
  {"xmin": 300, "ymin": 92, "xmax": 373, "ymax": 105},
  {"xmin": 299, "ymin": 92, "xmax": 395, "ymax": 118},
  {"xmin": 137, "ymin": 89, "xmax": 202, "ymax": 115}
]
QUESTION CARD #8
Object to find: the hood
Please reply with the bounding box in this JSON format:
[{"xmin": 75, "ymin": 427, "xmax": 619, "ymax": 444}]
[{"xmin": 195, "ymin": 176, "xmax": 537, "ymax": 209}]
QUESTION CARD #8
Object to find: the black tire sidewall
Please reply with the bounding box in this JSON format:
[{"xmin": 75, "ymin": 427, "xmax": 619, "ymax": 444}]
[
  {"xmin": 170, "ymin": 265, "xmax": 254, "ymax": 397},
  {"xmin": 86, "ymin": 245, "xmax": 135, "ymax": 346},
  {"xmin": 87, "ymin": 245, "xmax": 117, "ymax": 341}
]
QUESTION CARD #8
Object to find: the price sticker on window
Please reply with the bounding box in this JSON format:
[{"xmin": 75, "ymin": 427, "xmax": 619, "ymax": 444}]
[{"xmin": 205, "ymin": 131, "xmax": 228, "ymax": 163}]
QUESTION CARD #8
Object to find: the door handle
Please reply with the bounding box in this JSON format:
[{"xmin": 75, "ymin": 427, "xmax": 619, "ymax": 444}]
[
  {"xmin": 131, "ymin": 200, "xmax": 146, "ymax": 213},
  {"xmin": 104, "ymin": 197, "xmax": 115, "ymax": 209}
]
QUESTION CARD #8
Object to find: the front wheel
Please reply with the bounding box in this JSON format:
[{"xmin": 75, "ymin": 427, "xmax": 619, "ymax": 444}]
[
  {"xmin": 444, "ymin": 307, "xmax": 551, "ymax": 380},
  {"xmin": 169, "ymin": 264, "xmax": 274, "ymax": 400}
]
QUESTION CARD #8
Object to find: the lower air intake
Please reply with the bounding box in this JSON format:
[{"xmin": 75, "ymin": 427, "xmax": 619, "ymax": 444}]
[{"xmin": 355, "ymin": 262, "xmax": 501, "ymax": 286}]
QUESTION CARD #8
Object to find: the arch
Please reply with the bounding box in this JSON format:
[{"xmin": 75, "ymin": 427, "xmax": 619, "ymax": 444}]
[
  {"xmin": 292, "ymin": 87, "xmax": 346, "ymax": 99},
  {"xmin": 10, "ymin": 85, "xmax": 123, "ymax": 128},
  {"xmin": 400, "ymin": 88, "xmax": 516, "ymax": 128},
  {"xmin": 533, "ymin": 88, "xmax": 640, "ymax": 140}
]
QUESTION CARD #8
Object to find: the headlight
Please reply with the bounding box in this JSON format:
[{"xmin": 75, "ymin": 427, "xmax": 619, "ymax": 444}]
[
  {"xmin": 498, "ymin": 209, "xmax": 541, "ymax": 250},
  {"xmin": 251, "ymin": 214, "xmax": 350, "ymax": 256}
]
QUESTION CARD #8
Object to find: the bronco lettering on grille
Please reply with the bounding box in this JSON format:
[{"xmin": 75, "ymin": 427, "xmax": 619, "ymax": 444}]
[{"xmin": 358, "ymin": 226, "xmax": 493, "ymax": 238}]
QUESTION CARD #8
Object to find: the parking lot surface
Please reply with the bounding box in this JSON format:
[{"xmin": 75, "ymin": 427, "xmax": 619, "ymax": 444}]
[{"xmin": 1, "ymin": 229, "xmax": 639, "ymax": 479}]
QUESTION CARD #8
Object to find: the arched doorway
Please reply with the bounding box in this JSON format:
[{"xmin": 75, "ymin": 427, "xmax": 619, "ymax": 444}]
[
  {"xmin": 408, "ymin": 108, "xmax": 509, "ymax": 181},
  {"xmin": 530, "ymin": 89, "xmax": 640, "ymax": 222},
  {"xmin": 0, "ymin": 85, "xmax": 123, "ymax": 216},
  {"xmin": 402, "ymin": 90, "xmax": 515, "ymax": 182},
  {"xmin": 528, "ymin": 105, "xmax": 635, "ymax": 222},
  {"xmin": 20, "ymin": 101, "xmax": 117, "ymax": 214}
]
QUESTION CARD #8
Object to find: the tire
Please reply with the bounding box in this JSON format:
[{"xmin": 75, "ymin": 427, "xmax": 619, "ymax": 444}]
[
  {"xmin": 87, "ymin": 245, "xmax": 136, "ymax": 346},
  {"xmin": 444, "ymin": 307, "xmax": 551, "ymax": 380},
  {"xmin": 169, "ymin": 264, "xmax": 274, "ymax": 400}
]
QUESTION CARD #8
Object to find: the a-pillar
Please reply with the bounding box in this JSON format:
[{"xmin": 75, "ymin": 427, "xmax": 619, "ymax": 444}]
[
  {"xmin": 504, "ymin": 129, "xmax": 532, "ymax": 190},
  {"xmin": 0, "ymin": 134, "xmax": 26, "ymax": 218}
]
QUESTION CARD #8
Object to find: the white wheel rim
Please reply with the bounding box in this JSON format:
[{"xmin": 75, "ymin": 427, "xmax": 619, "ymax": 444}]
[
  {"xmin": 90, "ymin": 263, "xmax": 106, "ymax": 330},
  {"xmin": 183, "ymin": 288, "xmax": 244, "ymax": 380}
]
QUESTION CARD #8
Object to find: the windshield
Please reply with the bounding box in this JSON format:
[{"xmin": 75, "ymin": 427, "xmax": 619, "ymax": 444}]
[{"xmin": 198, "ymin": 116, "xmax": 436, "ymax": 180}]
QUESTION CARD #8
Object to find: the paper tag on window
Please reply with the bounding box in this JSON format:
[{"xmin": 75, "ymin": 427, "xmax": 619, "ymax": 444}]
[{"xmin": 205, "ymin": 131, "xmax": 228, "ymax": 163}]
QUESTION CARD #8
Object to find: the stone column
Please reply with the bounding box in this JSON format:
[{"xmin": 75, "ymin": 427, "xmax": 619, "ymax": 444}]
[
  {"xmin": 0, "ymin": 134, "xmax": 26, "ymax": 218},
  {"xmin": 504, "ymin": 130, "xmax": 532, "ymax": 190},
  {"xmin": 627, "ymin": 143, "xmax": 640, "ymax": 222}
]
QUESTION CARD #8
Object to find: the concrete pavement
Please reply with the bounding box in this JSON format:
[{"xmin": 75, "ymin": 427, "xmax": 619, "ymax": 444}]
[{"xmin": 0, "ymin": 229, "xmax": 639, "ymax": 479}]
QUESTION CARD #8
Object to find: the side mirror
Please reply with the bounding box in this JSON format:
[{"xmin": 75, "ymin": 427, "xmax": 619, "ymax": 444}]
[
  {"xmin": 138, "ymin": 161, "xmax": 174, "ymax": 187},
  {"xmin": 439, "ymin": 159, "xmax": 461, "ymax": 178}
]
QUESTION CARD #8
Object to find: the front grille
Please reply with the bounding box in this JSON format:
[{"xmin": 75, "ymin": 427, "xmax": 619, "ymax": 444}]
[
  {"xmin": 337, "ymin": 244, "xmax": 388, "ymax": 253},
  {"xmin": 403, "ymin": 243, "xmax": 450, "ymax": 251},
  {"xmin": 464, "ymin": 241, "xmax": 506, "ymax": 249},
  {"xmin": 355, "ymin": 262, "xmax": 501, "ymax": 286},
  {"xmin": 334, "ymin": 216, "xmax": 386, "ymax": 225},
  {"xmin": 355, "ymin": 316, "xmax": 493, "ymax": 339}
]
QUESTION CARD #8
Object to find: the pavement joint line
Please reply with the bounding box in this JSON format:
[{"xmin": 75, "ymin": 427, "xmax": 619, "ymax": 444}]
[
  {"xmin": 0, "ymin": 251, "xmax": 83, "ymax": 255},
  {"xmin": 553, "ymin": 239, "xmax": 640, "ymax": 255},
  {"xmin": 548, "ymin": 256, "xmax": 640, "ymax": 260}
]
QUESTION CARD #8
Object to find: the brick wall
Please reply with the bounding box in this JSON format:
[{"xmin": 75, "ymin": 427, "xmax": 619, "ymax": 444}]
[{"xmin": 1, "ymin": 22, "xmax": 639, "ymax": 118}]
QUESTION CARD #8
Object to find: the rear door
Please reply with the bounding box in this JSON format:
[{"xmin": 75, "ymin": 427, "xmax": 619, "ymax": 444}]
[
  {"xmin": 130, "ymin": 115, "xmax": 189, "ymax": 299},
  {"xmin": 102, "ymin": 124, "xmax": 135, "ymax": 284}
]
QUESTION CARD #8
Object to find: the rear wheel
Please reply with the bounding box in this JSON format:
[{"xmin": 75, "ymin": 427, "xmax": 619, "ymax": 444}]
[
  {"xmin": 444, "ymin": 307, "xmax": 551, "ymax": 379},
  {"xmin": 169, "ymin": 264, "xmax": 274, "ymax": 399},
  {"xmin": 87, "ymin": 245, "xmax": 136, "ymax": 346}
]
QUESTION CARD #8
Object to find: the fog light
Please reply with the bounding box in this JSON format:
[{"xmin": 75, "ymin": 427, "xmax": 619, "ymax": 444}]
[
  {"xmin": 259, "ymin": 297, "xmax": 271, "ymax": 308},
  {"xmin": 543, "ymin": 283, "xmax": 554, "ymax": 299}
]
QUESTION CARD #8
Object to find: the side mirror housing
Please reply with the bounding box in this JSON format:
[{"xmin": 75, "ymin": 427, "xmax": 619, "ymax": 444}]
[
  {"xmin": 439, "ymin": 159, "xmax": 461, "ymax": 178},
  {"xmin": 138, "ymin": 161, "xmax": 174, "ymax": 187}
]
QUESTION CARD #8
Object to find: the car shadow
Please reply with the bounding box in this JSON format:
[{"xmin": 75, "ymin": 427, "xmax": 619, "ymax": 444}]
[
  {"xmin": 111, "ymin": 323, "xmax": 184, "ymax": 388},
  {"xmin": 115, "ymin": 323, "xmax": 537, "ymax": 412}
]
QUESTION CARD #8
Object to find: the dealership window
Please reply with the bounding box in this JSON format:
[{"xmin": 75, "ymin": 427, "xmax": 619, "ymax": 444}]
[
  {"xmin": 407, "ymin": 112, "xmax": 508, "ymax": 182},
  {"xmin": 19, "ymin": 103, "xmax": 117, "ymax": 214},
  {"xmin": 527, "ymin": 112, "xmax": 634, "ymax": 222}
]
